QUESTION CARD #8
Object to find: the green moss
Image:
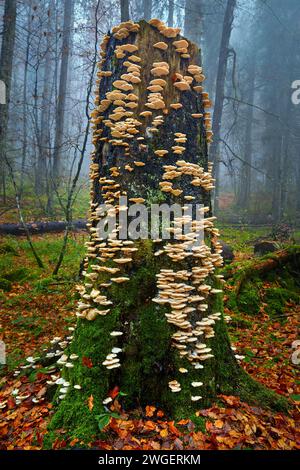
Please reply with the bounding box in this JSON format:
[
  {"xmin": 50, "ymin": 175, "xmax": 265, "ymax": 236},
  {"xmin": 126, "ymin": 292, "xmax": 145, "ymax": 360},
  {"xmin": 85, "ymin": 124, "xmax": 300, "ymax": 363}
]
[
  {"xmin": 0, "ymin": 242, "xmax": 19, "ymax": 255},
  {"xmin": 47, "ymin": 306, "xmax": 122, "ymax": 444},
  {"xmin": 237, "ymin": 281, "xmax": 260, "ymax": 315},
  {"xmin": 0, "ymin": 278, "xmax": 12, "ymax": 291},
  {"xmin": 264, "ymin": 287, "xmax": 299, "ymax": 318},
  {"xmin": 191, "ymin": 414, "xmax": 207, "ymax": 433},
  {"xmin": 3, "ymin": 267, "xmax": 29, "ymax": 282}
]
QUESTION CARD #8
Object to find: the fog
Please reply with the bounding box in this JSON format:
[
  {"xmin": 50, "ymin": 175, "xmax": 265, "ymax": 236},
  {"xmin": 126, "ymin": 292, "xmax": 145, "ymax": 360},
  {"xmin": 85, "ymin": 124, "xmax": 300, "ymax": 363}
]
[{"xmin": 1, "ymin": 0, "xmax": 299, "ymax": 225}]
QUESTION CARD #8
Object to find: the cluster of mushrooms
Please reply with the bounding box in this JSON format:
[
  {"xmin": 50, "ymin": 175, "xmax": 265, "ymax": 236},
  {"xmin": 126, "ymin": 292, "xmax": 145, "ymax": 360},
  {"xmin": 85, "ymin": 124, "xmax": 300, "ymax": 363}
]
[
  {"xmin": 153, "ymin": 170, "xmax": 224, "ymax": 400},
  {"xmin": 60, "ymin": 18, "xmax": 226, "ymax": 405}
]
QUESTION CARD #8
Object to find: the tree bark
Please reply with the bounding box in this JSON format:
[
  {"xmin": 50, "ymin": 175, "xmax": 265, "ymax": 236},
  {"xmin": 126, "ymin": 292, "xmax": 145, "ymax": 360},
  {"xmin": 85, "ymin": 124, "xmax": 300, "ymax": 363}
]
[
  {"xmin": 209, "ymin": 0, "xmax": 236, "ymax": 212},
  {"xmin": 47, "ymin": 19, "xmax": 286, "ymax": 443},
  {"xmin": 52, "ymin": 0, "xmax": 74, "ymax": 181},
  {"xmin": 120, "ymin": 0, "xmax": 130, "ymax": 22},
  {"xmin": 0, "ymin": 0, "xmax": 17, "ymax": 202}
]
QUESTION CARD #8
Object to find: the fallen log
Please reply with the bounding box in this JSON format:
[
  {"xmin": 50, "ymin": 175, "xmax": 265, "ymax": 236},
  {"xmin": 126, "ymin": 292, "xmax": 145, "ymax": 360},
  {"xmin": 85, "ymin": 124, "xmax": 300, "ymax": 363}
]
[
  {"xmin": 224, "ymin": 246, "xmax": 300, "ymax": 295},
  {"xmin": 0, "ymin": 219, "xmax": 87, "ymax": 235}
]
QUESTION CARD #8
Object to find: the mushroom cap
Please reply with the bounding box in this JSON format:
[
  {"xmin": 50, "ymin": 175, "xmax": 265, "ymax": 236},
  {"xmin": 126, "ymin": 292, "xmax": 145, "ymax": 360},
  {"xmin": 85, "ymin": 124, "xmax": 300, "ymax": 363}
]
[
  {"xmin": 170, "ymin": 103, "xmax": 183, "ymax": 109},
  {"xmin": 153, "ymin": 61, "xmax": 169, "ymax": 68},
  {"xmin": 147, "ymin": 85, "xmax": 164, "ymax": 92},
  {"xmin": 173, "ymin": 39, "xmax": 188, "ymax": 49},
  {"xmin": 149, "ymin": 18, "xmax": 163, "ymax": 27},
  {"xmin": 194, "ymin": 73, "xmax": 205, "ymax": 82},
  {"xmin": 125, "ymin": 102, "xmax": 138, "ymax": 109},
  {"xmin": 140, "ymin": 111, "xmax": 152, "ymax": 117},
  {"xmin": 113, "ymin": 80, "xmax": 134, "ymax": 91},
  {"xmin": 106, "ymin": 91, "xmax": 127, "ymax": 100},
  {"xmin": 150, "ymin": 78, "xmax": 167, "ymax": 87},
  {"xmin": 128, "ymin": 54, "xmax": 142, "ymax": 62},
  {"xmin": 153, "ymin": 41, "xmax": 168, "ymax": 50},
  {"xmin": 174, "ymin": 81, "xmax": 190, "ymax": 91},
  {"xmin": 126, "ymin": 93, "xmax": 138, "ymax": 101},
  {"xmin": 111, "ymin": 277, "xmax": 130, "ymax": 283},
  {"xmin": 162, "ymin": 27, "xmax": 180, "ymax": 38},
  {"xmin": 146, "ymin": 99, "xmax": 165, "ymax": 109},
  {"xmin": 118, "ymin": 43, "xmax": 138, "ymax": 53},
  {"xmin": 151, "ymin": 66, "xmax": 169, "ymax": 76},
  {"xmin": 154, "ymin": 150, "xmax": 168, "ymax": 157},
  {"xmin": 184, "ymin": 75, "xmax": 193, "ymax": 84},
  {"xmin": 129, "ymin": 197, "xmax": 145, "ymax": 203}
]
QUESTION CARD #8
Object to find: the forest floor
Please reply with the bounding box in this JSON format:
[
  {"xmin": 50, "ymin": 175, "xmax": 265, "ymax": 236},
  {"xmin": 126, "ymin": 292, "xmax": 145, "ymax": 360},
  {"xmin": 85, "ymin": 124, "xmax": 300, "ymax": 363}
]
[{"xmin": 0, "ymin": 227, "xmax": 299, "ymax": 450}]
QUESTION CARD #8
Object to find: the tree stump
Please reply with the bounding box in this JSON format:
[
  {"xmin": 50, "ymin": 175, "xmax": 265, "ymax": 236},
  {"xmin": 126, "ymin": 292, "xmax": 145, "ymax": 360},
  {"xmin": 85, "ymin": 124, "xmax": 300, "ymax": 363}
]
[{"xmin": 47, "ymin": 19, "xmax": 287, "ymax": 443}]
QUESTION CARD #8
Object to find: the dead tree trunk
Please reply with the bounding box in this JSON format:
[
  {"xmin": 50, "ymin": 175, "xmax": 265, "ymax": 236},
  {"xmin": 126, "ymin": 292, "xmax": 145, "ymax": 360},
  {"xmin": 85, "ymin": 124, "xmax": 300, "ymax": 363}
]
[
  {"xmin": 209, "ymin": 0, "xmax": 236, "ymax": 212},
  {"xmin": 47, "ymin": 19, "xmax": 287, "ymax": 443},
  {"xmin": 0, "ymin": 0, "xmax": 17, "ymax": 202}
]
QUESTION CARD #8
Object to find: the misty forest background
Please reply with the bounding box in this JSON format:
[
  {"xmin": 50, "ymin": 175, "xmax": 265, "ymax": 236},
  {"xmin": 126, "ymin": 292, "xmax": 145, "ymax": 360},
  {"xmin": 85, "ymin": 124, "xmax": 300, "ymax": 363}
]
[{"xmin": 1, "ymin": 0, "xmax": 300, "ymax": 229}]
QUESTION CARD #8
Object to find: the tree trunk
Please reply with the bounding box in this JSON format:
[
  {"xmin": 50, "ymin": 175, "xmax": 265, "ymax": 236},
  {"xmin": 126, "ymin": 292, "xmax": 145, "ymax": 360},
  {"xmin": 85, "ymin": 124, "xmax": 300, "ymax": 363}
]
[
  {"xmin": 20, "ymin": 0, "xmax": 32, "ymax": 197},
  {"xmin": 47, "ymin": 19, "xmax": 286, "ymax": 443},
  {"xmin": 167, "ymin": 0, "xmax": 174, "ymax": 27},
  {"xmin": 184, "ymin": 0, "xmax": 202, "ymax": 45},
  {"xmin": 209, "ymin": 0, "xmax": 236, "ymax": 212},
  {"xmin": 37, "ymin": 3, "xmax": 54, "ymax": 195},
  {"xmin": 120, "ymin": 0, "xmax": 130, "ymax": 22},
  {"xmin": 0, "ymin": 0, "xmax": 17, "ymax": 202},
  {"xmin": 52, "ymin": 0, "xmax": 74, "ymax": 181},
  {"xmin": 143, "ymin": 0, "xmax": 152, "ymax": 20},
  {"xmin": 238, "ymin": 56, "xmax": 256, "ymax": 210}
]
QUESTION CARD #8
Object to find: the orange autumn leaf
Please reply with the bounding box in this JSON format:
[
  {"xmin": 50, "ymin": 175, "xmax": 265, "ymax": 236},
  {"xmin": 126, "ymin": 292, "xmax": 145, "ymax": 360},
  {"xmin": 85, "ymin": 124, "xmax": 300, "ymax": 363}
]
[
  {"xmin": 82, "ymin": 356, "xmax": 93, "ymax": 368},
  {"xmin": 145, "ymin": 405, "xmax": 156, "ymax": 417},
  {"xmin": 214, "ymin": 419, "xmax": 224, "ymax": 429},
  {"xmin": 109, "ymin": 386, "xmax": 119, "ymax": 399},
  {"xmin": 144, "ymin": 420, "xmax": 156, "ymax": 431},
  {"xmin": 219, "ymin": 395, "xmax": 240, "ymax": 407},
  {"xmin": 70, "ymin": 438, "xmax": 79, "ymax": 447},
  {"xmin": 157, "ymin": 410, "xmax": 164, "ymax": 418},
  {"xmin": 177, "ymin": 418, "xmax": 189, "ymax": 425},
  {"xmin": 88, "ymin": 395, "xmax": 94, "ymax": 411},
  {"xmin": 168, "ymin": 421, "xmax": 181, "ymax": 437}
]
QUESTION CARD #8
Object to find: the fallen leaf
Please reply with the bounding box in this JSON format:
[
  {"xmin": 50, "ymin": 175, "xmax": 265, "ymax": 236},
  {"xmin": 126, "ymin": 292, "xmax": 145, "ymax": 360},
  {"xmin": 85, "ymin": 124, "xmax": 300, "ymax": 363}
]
[
  {"xmin": 82, "ymin": 356, "xmax": 93, "ymax": 368},
  {"xmin": 145, "ymin": 405, "xmax": 156, "ymax": 417},
  {"xmin": 88, "ymin": 395, "xmax": 94, "ymax": 411},
  {"xmin": 160, "ymin": 428, "xmax": 168, "ymax": 438}
]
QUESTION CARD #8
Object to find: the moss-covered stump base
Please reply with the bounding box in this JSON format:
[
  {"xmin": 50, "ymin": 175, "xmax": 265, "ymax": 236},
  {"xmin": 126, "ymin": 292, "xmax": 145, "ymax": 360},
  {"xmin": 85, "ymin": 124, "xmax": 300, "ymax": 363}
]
[{"xmin": 44, "ymin": 241, "xmax": 288, "ymax": 446}]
